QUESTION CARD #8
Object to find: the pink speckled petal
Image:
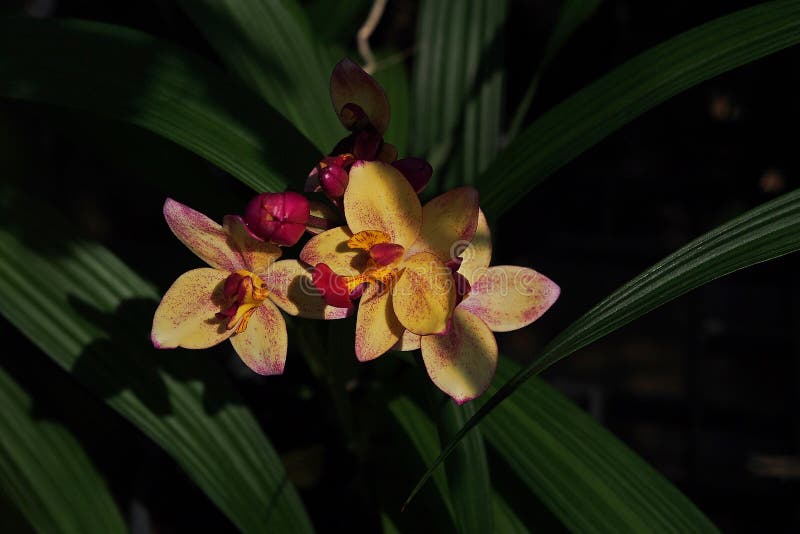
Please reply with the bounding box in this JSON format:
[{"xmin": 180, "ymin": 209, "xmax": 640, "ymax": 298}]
[
  {"xmin": 264, "ymin": 259, "xmax": 351, "ymax": 320},
  {"xmin": 408, "ymin": 187, "xmax": 479, "ymax": 263},
  {"xmin": 390, "ymin": 330, "xmax": 421, "ymax": 352},
  {"xmin": 355, "ymin": 283, "xmax": 404, "ymax": 361},
  {"xmin": 222, "ymin": 215, "xmax": 282, "ymax": 275},
  {"xmin": 393, "ymin": 252, "xmax": 456, "ymax": 335},
  {"xmin": 163, "ymin": 199, "xmax": 243, "ymax": 271},
  {"xmin": 459, "ymin": 266, "xmax": 560, "ymax": 332},
  {"xmin": 299, "ymin": 226, "xmax": 368, "ymax": 277},
  {"xmin": 344, "ymin": 161, "xmax": 422, "ymax": 249},
  {"xmin": 330, "ymin": 58, "xmax": 390, "ymax": 134},
  {"xmin": 458, "ymin": 209, "xmax": 491, "ymax": 285},
  {"xmin": 229, "ymin": 299, "xmax": 287, "ymax": 375},
  {"xmin": 151, "ymin": 268, "xmax": 232, "ymax": 349},
  {"xmin": 420, "ymin": 307, "xmax": 498, "ymax": 404}
]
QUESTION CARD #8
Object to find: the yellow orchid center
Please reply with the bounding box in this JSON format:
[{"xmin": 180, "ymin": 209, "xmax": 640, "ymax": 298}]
[
  {"xmin": 216, "ymin": 270, "xmax": 269, "ymax": 333},
  {"xmin": 344, "ymin": 230, "xmax": 406, "ymax": 291}
]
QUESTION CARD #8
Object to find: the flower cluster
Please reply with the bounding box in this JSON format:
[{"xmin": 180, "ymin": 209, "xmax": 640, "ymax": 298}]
[{"xmin": 151, "ymin": 59, "xmax": 559, "ymax": 403}]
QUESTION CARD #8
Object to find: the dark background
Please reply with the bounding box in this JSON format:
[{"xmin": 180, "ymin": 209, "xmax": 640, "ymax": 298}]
[{"xmin": 1, "ymin": 0, "xmax": 798, "ymax": 532}]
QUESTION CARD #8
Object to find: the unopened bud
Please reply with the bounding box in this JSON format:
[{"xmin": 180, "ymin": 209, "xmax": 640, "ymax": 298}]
[
  {"xmin": 243, "ymin": 191, "xmax": 309, "ymax": 247},
  {"xmin": 319, "ymin": 164, "xmax": 349, "ymax": 198}
]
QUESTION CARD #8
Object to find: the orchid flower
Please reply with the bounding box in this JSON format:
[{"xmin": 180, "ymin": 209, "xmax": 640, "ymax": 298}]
[
  {"xmin": 151, "ymin": 199, "xmax": 348, "ymax": 375},
  {"xmin": 306, "ymin": 59, "xmax": 433, "ymax": 204},
  {"xmin": 395, "ymin": 211, "xmax": 561, "ymax": 403},
  {"xmin": 300, "ymin": 160, "xmax": 480, "ymax": 362}
]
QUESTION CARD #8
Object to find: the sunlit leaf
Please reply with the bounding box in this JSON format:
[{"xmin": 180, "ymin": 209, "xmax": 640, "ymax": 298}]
[
  {"xmin": 0, "ymin": 366, "xmax": 127, "ymax": 534},
  {"xmin": 178, "ymin": 0, "xmax": 343, "ymax": 152},
  {"xmin": 411, "ymin": 0, "xmax": 508, "ymax": 189}
]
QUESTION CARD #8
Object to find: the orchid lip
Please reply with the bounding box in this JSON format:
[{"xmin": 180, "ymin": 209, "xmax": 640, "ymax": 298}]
[{"xmin": 215, "ymin": 270, "xmax": 269, "ymax": 332}]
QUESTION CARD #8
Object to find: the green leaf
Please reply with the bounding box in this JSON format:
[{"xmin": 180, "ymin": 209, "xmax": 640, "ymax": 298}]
[
  {"xmin": 480, "ymin": 0, "xmax": 800, "ymax": 218},
  {"xmin": 491, "ymin": 493, "xmax": 531, "ymax": 534},
  {"xmin": 411, "ymin": 0, "xmax": 508, "ymax": 187},
  {"xmin": 506, "ymin": 0, "xmax": 602, "ymax": 140},
  {"xmin": 0, "ymin": 190, "xmax": 314, "ymax": 533},
  {"xmin": 306, "ymin": 0, "xmax": 372, "ymax": 46},
  {"xmin": 388, "ymin": 396, "xmax": 454, "ymax": 519},
  {"xmin": 482, "ymin": 357, "xmax": 716, "ymax": 532},
  {"xmin": 437, "ymin": 400, "xmax": 492, "ymax": 534},
  {"xmin": 0, "ymin": 17, "xmax": 317, "ymax": 194},
  {"xmin": 0, "ymin": 366, "xmax": 127, "ymax": 534},
  {"xmin": 389, "ymin": 393, "xmax": 530, "ymax": 533},
  {"xmin": 178, "ymin": 0, "xmax": 343, "ymax": 151},
  {"xmin": 408, "ymin": 186, "xmax": 800, "ymax": 511}
]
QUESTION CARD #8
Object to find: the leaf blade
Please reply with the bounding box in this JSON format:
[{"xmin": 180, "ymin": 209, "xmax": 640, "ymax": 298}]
[
  {"xmin": 408, "ymin": 187, "xmax": 800, "ymax": 514},
  {"xmin": 0, "ymin": 191, "xmax": 314, "ymax": 533},
  {"xmin": 482, "ymin": 357, "xmax": 716, "ymax": 533},
  {"xmin": 0, "ymin": 366, "xmax": 127, "ymax": 534},
  {"xmin": 481, "ymin": 0, "xmax": 800, "ymax": 218},
  {"xmin": 177, "ymin": 0, "xmax": 343, "ymax": 152},
  {"xmin": 0, "ymin": 17, "xmax": 317, "ymax": 194}
]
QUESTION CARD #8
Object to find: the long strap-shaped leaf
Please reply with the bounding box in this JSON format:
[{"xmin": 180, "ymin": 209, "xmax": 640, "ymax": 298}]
[
  {"xmin": 0, "ymin": 17, "xmax": 318, "ymax": 194},
  {"xmin": 0, "ymin": 194, "xmax": 314, "ymax": 533},
  {"xmin": 407, "ymin": 187, "xmax": 800, "ymax": 507},
  {"xmin": 177, "ymin": 0, "xmax": 343, "ymax": 152},
  {"xmin": 506, "ymin": 0, "xmax": 602, "ymax": 141},
  {"xmin": 411, "ymin": 0, "xmax": 507, "ymax": 186},
  {"xmin": 479, "ymin": 0, "xmax": 800, "ymax": 219},
  {"xmin": 481, "ymin": 357, "xmax": 716, "ymax": 532},
  {"xmin": 0, "ymin": 366, "xmax": 127, "ymax": 534},
  {"xmin": 388, "ymin": 395, "xmax": 529, "ymax": 533}
]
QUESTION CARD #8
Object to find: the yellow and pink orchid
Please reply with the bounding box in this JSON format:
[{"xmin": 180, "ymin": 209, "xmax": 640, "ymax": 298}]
[
  {"xmin": 151, "ymin": 198, "xmax": 347, "ymax": 374},
  {"xmin": 151, "ymin": 57, "xmax": 559, "ymax": 404},
  {"xmin": 395, "ymin": 212, "xmax": 560, "ymax": 403},
  {"xmin": 300, "ymin": 160, "xmax": 480, "ymax": 363}
]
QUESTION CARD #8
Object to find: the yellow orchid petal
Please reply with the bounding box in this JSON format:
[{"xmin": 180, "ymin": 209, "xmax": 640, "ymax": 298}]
[
  {"xmin": 355, "ymin": 283, "xmax": 404, "ymax": 361},
  {"xmin": 299, "ymin": 226, "xmax": 368, "ymax": 277},
  {"xmin": 420, "ymin": 307, "xmax": 498, "ymax": 404},
  {"xmin": 392, "ymin": 252, "xmax": 455, "ymax": 335},
  {"xmin": 163, "ymin": 199, "xmax": 244, "ymax": 271},
  {"xmin": 344, "ymin": 161, "xmax": 422, "ymax": 249},
  {"xmin": 408, "ymin": 186, "xmax": 479, "ymax": 262},
  {"xmin": 264, "ymin": 259, "xmax": 351, "ymax": 320},
  {"xmin": 151, "ymin": 268, "xmax": 231, "ymax": 349},
  {"xmin": 459, "ymin": 266, "xmax": 560, "ymax": 332},
  {"xmin": 390, "ymin": 330, "xmax": 421, "ymax": 352},
  {"xmin": 458, "ymin": 209, "xmax": 491, "ymax": 284},
  {"xmin": 222, "ymin": 215, "xmax": 281, "ymax": 275},
  {"xmin": 229, "ymin": 299, "xmax": 287, "ymax": 375}
]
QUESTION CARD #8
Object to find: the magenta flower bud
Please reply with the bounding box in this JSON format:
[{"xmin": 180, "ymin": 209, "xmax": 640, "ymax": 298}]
[
  {"xmin": 243, "ymin": 191, "xmax": 310, "ymax": 247},
  {"xmin": 392, "ymin": 158, "xmax": 433, "ymax": 193},
  {"xmin": 319, "ymin": 164, "xmax": 349, "ymax": 198}
]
